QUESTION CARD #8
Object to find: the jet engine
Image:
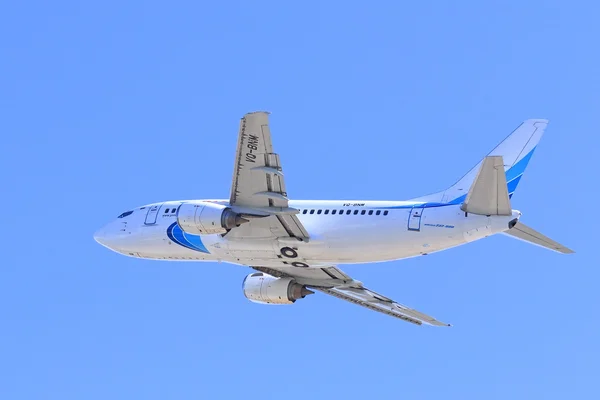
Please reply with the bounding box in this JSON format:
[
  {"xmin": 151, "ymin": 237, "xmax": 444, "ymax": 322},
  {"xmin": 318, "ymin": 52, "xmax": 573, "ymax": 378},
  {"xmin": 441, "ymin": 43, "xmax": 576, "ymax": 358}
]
[
  {"xmin": 243, "ymin": 273, "xmax": 314, "ymax": 305},
  {"xmin": 177, "ymin": 202, "xmax": 248, "ymax": 235}
]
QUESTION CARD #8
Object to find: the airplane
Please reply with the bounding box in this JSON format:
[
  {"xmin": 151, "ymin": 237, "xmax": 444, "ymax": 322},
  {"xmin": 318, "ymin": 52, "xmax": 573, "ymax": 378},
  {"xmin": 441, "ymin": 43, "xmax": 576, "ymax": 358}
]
[{"xmin": 94, "ymin": 112, "xmax": 573, "ymax": 326}]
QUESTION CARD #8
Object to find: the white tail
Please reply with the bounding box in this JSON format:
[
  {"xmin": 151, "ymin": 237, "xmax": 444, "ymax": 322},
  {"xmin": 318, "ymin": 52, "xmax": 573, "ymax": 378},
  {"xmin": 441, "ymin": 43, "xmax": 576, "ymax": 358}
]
[{"xmin": 415, "ymin": 119, "xmax": 548, "ymax": 204}]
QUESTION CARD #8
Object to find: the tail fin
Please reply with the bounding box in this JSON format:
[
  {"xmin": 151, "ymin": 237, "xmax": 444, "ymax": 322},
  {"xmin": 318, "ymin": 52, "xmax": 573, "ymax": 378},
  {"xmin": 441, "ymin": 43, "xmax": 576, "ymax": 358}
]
[{"xmin": 415, "ymin": 119, "xmax": 548, "ymax": 204}]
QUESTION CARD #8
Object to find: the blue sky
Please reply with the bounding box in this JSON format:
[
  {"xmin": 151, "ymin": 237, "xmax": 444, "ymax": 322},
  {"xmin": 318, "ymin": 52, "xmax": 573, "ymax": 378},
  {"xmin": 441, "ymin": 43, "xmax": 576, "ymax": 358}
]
[{"xmin": 1, "ymin": 1, "xmax": 598, "ymax": 399}]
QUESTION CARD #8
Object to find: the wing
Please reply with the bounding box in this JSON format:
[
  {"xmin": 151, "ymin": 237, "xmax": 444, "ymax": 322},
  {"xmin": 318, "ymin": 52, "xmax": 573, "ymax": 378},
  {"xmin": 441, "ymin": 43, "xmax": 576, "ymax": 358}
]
[
  {"xmin": 229, "ymin": 112, "xmax": 308, "ymax": 240},
  {"xmin": 253, "ymin": 266, "xmax": 450, "ymax": 326}
]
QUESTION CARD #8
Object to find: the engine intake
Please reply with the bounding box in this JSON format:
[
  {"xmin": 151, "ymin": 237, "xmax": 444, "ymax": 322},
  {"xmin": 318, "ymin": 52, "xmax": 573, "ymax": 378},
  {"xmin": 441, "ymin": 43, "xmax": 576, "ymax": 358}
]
[
  {"xmin": 243, "ymin": 273, "xmax": 314, "ymax": 305},
  {"xmin": 177, "ymin": 202, "xmax": 248, "ymax": 235}
]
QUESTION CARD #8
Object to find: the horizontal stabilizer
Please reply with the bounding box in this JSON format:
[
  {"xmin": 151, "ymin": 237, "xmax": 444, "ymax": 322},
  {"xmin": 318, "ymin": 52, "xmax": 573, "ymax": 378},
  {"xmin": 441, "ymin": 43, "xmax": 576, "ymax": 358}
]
[
  {"xmin": 461, "ymin": 156, "xmax": 512, "ymax": 216},
  {"xmin": 503, "ymin": 221, "xmax": 574, "ymax": 254}
]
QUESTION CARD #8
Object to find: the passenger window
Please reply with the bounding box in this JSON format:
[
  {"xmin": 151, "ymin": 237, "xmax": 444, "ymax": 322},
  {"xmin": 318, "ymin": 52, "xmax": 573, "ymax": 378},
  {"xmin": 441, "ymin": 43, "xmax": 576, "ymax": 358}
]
[
  {"xmin": 353, "ymin": 210, "xmax": 359, "ymax": 215},
  {"xmin": 310, "ymin": 210, "xmax": 315, "ymax": 214},
  {"xmin": 317, "ymin": 210, "xmax": 322, "ymax": 214},
  {"xmin": 384, "ymin": 210, "xmax": 389, "ymax": 216},
  {"xmin": 332, "ymin": 210, "xmax": 336, "ymax": 215},
  {"xmin": 324, "ymin": 210, "xmax": 329, "ymax": 215},
  {"xmin": 117, "ymin": 211, "xmax": 134, "ymax": 218},
  {"xmin": 164, "ymin": 208, "xmax": 170, "ymax": 213},
  {"xmin": 368, "ymin": 210, "xmax": 373, "ymax": 215},
  {"xmin": 302, "ymin": 209, "xmax": 307, "ymax": 214},
  {"xmin": 361, "ymin": 210, "xmax": 366, "ymax": 215},
  {"xmin": 376, "ymin": 210, "xmax": 381, "ymax": 215},
  {"xmin": 340, "ymin": 210, "xmax": 344, "ymax": 214},
  {"xmin": 346, "ymin": 210, "xmax": 351, "ymax": 215}
]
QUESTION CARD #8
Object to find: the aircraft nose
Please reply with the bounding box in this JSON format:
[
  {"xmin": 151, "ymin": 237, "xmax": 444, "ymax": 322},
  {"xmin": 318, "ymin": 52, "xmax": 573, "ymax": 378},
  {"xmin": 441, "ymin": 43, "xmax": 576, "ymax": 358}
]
[
  {"xmin": 94, "ymin": 225, "xmax": 119, "ymax": 249},
  {"xmin": 94, "ymin": 221, "xmax": 133, "ymax": 252},
  {"xmin": 94, "ymin": 228, "xmax": 108, "ymax": 245}
]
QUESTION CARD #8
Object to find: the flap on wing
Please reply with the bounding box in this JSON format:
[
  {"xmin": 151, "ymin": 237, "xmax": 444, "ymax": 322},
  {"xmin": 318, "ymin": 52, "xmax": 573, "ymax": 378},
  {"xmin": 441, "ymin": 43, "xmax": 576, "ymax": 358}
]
[
  {"xmin": 461, "ymin": 156, "xmax": 512, "ymax": 216},
  {"xmin": 230, "ymin": 112, "xmax": 288, "ymax": 209},
  {"xmin": 252, "ymin": 266, "xmax": 449, "ymax": 326},
  {"xmin": 253, "ymin": 266, "xmax": 353, "ymax": 284},
  {"xmin": 225, "ymin": 213, "xmax": 309, "ymax": 241},
  {"xmin": 228, "ymin": 112, "xmax": 308, "ymax": 240},
  {"xmin": 315, "ymin": 287, "xmax": 450, "ymax": 326}
]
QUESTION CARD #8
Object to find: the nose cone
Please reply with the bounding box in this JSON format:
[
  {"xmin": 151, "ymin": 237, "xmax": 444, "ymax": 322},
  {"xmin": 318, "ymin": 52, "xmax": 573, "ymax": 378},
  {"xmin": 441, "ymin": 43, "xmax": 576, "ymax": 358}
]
[
  {"xmin": 94, "ymin": 220, "xmax": 136, "ymax": 253},
  {"xmin": 94, "ymin": 228, "xmax": 114, "ymax": 249},
  {"xmin": 94, "ymin": 228, "xmax": 107, "ymax": 245},
  {"xmin": 94, "ymin": 224, "xmax": 121, "ymax": 250}
]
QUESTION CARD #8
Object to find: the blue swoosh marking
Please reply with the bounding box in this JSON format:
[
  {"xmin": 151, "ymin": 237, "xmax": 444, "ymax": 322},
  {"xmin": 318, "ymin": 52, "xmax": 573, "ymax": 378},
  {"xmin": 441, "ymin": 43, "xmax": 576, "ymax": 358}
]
[{"xmin": 167, "ymin": 222, "xmax": 210, "ymax": 253}]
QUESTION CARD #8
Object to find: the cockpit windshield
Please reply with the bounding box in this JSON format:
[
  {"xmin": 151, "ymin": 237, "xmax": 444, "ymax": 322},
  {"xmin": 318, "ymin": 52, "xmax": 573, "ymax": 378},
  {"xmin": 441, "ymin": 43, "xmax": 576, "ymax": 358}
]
[{"xmin": 117, "ymin": 210, "xmax": 134, "ymax": 218}]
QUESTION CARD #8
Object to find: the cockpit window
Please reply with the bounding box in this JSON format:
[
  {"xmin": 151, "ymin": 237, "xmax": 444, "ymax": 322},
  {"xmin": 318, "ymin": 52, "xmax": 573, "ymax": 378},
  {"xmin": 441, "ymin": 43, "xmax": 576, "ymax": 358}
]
[{"xmin": 117, "ymin": 210, "xmax": 134, "ymax": 218}]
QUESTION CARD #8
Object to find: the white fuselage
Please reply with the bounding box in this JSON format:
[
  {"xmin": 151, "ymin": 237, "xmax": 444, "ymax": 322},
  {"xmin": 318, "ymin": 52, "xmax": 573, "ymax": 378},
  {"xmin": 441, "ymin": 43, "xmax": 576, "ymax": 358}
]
[{"xmin": 94, "ymin": 199, "xmax": 520, "ymax": 268}]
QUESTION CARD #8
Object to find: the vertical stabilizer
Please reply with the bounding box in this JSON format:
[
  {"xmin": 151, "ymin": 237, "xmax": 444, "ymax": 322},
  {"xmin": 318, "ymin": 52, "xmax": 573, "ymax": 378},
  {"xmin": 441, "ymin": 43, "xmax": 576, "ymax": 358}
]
[{"xmin": 414, "ymin": 119, "xmax": 548, "ymax": 203}]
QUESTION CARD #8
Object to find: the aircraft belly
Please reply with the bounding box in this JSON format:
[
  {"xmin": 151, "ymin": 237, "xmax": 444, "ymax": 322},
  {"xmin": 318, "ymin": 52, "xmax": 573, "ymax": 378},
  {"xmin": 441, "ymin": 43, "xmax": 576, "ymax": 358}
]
[
  {"xmin": 208, "ymin": 237, "xmax": 275, "ymax": 260},
  {"xmin": 309, "ymin": 207, "xmax": 469, "ymax": 262},
  {"xmin": 317, "ymin": 229, "xmax": 406, "ymax": 262},
  {"xmin": 202, "ymin": 205, "xmax": 487, "ymax": 265}
]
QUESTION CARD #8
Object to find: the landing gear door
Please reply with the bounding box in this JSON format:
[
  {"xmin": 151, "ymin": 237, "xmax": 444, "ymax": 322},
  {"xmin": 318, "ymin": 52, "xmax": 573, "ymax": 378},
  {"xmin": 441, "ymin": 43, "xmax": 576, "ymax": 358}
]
[
  {"xmin": 408, "ymin": 206, "xmax": 424, "ymax": 231},
  {"xmin": 145, "ymin": 203, "xmax": 163, "ymax": 225}
]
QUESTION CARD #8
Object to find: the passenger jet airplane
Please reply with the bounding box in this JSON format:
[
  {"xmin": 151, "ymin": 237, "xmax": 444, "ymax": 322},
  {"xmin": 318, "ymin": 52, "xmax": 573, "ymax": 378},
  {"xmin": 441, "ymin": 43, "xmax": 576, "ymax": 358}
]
[{"xmin": 94, "ymin": 112, "xmax": 573, "ymax": 326}]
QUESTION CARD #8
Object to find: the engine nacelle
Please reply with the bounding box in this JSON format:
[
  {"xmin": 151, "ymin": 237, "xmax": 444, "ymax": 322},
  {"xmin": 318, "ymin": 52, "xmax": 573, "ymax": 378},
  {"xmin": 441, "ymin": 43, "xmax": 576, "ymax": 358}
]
[
  {"xmin": 243, "ymin": 273, "xmax": 314, "ymax": 305},
  {"xmin": 177, "ymin": 202, "xmax": 248, "ymax": 235}
]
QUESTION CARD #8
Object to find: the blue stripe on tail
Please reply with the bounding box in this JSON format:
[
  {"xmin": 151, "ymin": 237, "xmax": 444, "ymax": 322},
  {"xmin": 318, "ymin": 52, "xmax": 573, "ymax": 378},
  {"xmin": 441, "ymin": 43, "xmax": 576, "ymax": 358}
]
[{"xmin": 505, "ymin": 148, "xmax": 536, "ymax": 183}]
